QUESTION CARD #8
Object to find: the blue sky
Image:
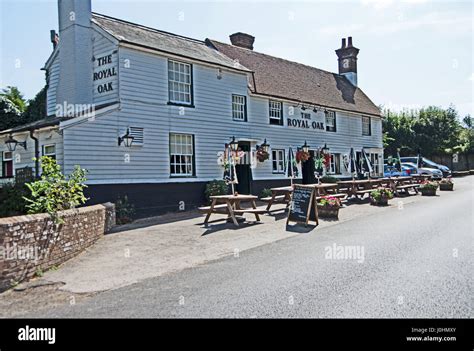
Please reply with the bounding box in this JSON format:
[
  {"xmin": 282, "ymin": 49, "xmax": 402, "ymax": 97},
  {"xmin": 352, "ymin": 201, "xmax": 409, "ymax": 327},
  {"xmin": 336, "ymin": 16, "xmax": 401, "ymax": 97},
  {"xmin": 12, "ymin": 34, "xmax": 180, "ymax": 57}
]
[{"xmin": 1, "ymin": 0, "xmax": 472, "ymax": 117}]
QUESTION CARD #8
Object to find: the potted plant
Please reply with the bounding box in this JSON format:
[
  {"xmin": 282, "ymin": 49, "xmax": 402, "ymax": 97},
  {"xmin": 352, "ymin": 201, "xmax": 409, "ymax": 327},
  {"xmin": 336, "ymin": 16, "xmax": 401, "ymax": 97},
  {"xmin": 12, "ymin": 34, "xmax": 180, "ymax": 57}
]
[
  {"xmin": 296, "ymin": 150, "xmax": 310, "ymax": 163},
  {"xmin": 439, "ymin": 178, "xmax": 454, "ymax": 191},
  {"xmin": 370, "ymin": 187, "xmax": 393, "ymax": 206},
  {"xmin": 419, "ymin": 180, "xmax": 439, "ymax": 196},
  {"xmin": 317, "ymin": 196, "xmax": 342, "ymax": 218}
]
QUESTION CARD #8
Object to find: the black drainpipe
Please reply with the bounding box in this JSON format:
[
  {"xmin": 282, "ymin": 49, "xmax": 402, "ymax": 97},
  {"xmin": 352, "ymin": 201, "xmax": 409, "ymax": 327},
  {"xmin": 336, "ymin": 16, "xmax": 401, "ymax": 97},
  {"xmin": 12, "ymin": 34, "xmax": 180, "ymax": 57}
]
[{"xmin": 29, "ymin": 130, "xmax": 40, "ymax": 178}]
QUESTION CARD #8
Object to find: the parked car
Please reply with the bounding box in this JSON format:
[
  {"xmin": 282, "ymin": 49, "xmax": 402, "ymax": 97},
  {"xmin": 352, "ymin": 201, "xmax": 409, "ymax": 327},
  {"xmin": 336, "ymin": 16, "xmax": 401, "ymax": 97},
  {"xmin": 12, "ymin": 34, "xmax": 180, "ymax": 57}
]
[
  {"xmin": 383, "ymin": 164, "xmax": 410, "ymax": 177},
  {"xmin": 401, "ymin": 162, "xmax": 443, "ymax": 179},
  {"xmin": 399, "ymin": 157, "xmax": 451, "ymax": 177}
]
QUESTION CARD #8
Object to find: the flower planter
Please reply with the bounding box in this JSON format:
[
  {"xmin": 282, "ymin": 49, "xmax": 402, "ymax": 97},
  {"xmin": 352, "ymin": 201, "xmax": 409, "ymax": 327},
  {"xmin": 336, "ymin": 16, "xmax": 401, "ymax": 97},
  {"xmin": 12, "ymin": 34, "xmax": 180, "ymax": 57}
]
[
  {"xmin": 370, "ymin": 197, "xmax": 389, "ymax": 206},
  {"xmin": 317, "ymin": 205, "xmax": 340, "ymax": 218},
  {"xmin": 439, "ymin": 183, "xmax": 453, "ymax": 191},
  {"xmin": 420, "ymin": 188, "xmax": 437, "ymax": 196}
]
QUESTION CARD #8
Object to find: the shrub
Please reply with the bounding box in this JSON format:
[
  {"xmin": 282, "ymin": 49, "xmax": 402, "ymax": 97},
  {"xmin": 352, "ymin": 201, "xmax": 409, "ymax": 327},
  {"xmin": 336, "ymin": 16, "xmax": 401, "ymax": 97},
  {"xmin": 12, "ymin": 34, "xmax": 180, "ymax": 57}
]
[
  {"xmin": 115, "ymin": 195, "xmax": 135, "ymax": 224},
  {"xmin": 0, "ymin": 181, "xmax": 28, "ymax": 217},
  {"xmin": 24, "ymin": 156, "xmax": 88, "ymax": 222},
  {"xmin": 439, "ymin": 177, "xmax": 453, "ymax": 184},
  {"xmin": 419, "ymin": 180, "xmax": 439, "ymax": 190},
  {"xmin": 205, "ymin": 179, "xmax": 228, "ymax": 202},
  {"xmin": 318, "ymin": 196, "xmax": 341, "ymax": 208},
  {"xmin": 370, "ymin": 187, "xmax": 394, "ymax": 201},
  {"xmin": 320, "ymin": 175, "xmax": 338, "ymax": 183},
  {"xmin": 261, "ymin": 188, "xmax": 272, "ymax": 198}
]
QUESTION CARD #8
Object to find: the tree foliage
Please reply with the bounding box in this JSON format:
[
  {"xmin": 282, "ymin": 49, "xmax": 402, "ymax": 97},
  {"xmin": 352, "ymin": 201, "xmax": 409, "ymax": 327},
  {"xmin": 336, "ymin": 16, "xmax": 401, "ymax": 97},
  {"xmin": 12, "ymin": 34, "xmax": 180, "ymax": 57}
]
[
  {"xmin": 24, "ymin": 157, "xmax": 88, "ymax": 222},
  {"xmin": 383, "ymin": 106, "xmax": 469, "ymax": 157},
  {"xmin": 0, "ymin": 85, "xmax": 46, "ymax": 131},
  {"xmin": 0, "ymin": 86, "xmax": 26, "ymax": 112}
]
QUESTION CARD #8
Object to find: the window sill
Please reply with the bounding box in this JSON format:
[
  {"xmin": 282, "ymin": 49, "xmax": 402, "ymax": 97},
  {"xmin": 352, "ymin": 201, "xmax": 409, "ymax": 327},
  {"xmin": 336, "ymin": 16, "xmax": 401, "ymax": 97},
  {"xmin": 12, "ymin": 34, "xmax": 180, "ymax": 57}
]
[
  {"xmin": 167, "ymin": 102, "xmax": 195, "ymax": 108},
  {"xmin": 170, "ymin": 175, "xmax": 197, "ymax": 179}
]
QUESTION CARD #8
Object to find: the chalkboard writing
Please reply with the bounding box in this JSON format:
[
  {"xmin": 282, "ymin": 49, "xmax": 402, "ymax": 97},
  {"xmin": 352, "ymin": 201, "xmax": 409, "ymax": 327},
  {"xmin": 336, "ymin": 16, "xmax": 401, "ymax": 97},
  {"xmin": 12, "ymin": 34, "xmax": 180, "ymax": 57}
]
[{"xmin": 287, "ymin": 185, "xmax": 319, "ymax": 226}]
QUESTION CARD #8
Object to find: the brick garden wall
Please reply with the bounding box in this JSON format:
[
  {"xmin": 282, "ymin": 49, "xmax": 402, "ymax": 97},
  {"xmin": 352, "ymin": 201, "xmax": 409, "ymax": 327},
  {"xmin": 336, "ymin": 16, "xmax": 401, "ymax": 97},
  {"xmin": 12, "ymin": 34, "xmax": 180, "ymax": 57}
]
[{"xmin": 0, "ymin": 203, "xmax": 115, "ymax": 292}]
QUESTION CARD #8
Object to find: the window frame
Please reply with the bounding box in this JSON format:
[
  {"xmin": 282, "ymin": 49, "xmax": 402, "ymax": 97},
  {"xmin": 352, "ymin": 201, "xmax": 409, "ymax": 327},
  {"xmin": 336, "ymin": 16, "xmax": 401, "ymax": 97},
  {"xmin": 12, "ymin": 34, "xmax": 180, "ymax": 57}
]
[
  {"xmin": 232, "ymin": 94, "xmax": 247, "ymax": 122},
  {"xmin": 325, "ymin": 110, "xmax": 337, "ymax": 132},
  {"xmin": 362, "ymin": 116, "xmax": 372, "ymax": 136},
  {"xmin": 269, "ymin": 100, "xmax": 283, "ymax": 126},
  {"xmin": 327, "ymin": 153, "xmax": 341, "ymax": 175},
  {"xmin": 2, "ymin": 151, "xmax": 13, "ymax": 178},
  {"xmin": 272, "ymin": 149, "xmax": 285, "ymax": 174},
  {"xmin": 167, "ymin": 59, "xmax": 194, "ymax": 107},
  {"xmin": 169, "ymin": 133, "xmax": 195, "ymax": 178},
  {"xmin": 42, "ymin": 144, "xmax": 56, "ymax": 160}
]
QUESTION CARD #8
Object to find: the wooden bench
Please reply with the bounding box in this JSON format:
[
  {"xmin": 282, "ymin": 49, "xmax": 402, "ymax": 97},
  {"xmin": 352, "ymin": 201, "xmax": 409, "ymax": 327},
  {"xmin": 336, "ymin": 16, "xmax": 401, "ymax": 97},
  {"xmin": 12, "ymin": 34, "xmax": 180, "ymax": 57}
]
[
  {"xmin": 260, "ymin": 195, "xmax": 286, "ymax": 203},
  {"xmin": 317, "ymin": 193, "xmax": 347, "ymax": 200},
  {"xmin": 198, "ymin": 204, "xmax": 228, "ymax": 213},
  {"xmin": 355, "ymin": 189, "xmax": 376, "ymax": 199},
  {"xmin": 233, "ymin": 208, "xmax": 268, "ymax": 215},
  {"xmin": 395, "ymin": 184, "xmax": 419, "ymax": 195}
]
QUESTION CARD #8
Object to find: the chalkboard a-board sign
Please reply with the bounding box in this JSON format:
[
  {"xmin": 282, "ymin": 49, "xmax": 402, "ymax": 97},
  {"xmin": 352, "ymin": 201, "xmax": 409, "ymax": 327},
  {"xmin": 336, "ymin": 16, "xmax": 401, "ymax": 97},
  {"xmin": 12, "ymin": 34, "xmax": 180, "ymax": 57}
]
[{"xmin": 286, "ymin": 185, "xmax": 319, "ymax": 226}]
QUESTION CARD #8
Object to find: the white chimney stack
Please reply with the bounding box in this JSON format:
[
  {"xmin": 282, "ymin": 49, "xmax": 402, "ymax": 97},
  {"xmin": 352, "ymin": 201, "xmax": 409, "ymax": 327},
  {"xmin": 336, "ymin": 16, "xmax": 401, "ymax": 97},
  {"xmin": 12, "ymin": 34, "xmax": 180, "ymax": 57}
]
[{"xmin": 56, "ymin": 0, "xmax": 93, "ymax": 114}]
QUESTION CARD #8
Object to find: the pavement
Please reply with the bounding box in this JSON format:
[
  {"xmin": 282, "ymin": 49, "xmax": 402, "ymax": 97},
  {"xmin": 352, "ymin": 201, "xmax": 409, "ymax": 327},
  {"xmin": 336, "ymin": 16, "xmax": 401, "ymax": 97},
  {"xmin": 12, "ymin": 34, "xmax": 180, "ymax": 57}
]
[
  {"xmin": 14, "ymin": 176, "xmax": 473, "ymax": 318},
  {"xmin": 31, "ymin": 187, "xmax": 424, "ymax": 294}
]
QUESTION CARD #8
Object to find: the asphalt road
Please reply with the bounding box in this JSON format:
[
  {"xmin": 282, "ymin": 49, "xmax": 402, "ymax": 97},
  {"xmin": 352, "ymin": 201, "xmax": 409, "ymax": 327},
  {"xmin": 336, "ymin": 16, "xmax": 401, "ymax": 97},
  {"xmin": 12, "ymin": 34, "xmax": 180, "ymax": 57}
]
[{"xmin": 33, "ymin": 178, "xmax": 473, "ymax": 318}]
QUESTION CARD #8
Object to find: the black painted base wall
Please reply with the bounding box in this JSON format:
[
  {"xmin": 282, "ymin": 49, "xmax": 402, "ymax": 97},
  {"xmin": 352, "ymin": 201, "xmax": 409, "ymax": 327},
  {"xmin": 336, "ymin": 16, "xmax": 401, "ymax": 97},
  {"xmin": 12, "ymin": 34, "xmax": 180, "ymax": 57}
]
[{"xmin": 84, "ymin": 179, "xmax": 302, "ymax": 219}]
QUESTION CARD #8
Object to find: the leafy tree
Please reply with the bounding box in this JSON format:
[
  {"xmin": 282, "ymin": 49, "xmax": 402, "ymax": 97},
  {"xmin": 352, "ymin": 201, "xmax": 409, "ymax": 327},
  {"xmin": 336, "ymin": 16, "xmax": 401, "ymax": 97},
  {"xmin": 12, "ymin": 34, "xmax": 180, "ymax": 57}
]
[
  {"xmin": 0, "ymin": 86, "xmax": 26, "ymax": 112},
  {"xmin": 22, "ymin": 86, "xmax": 47, "ymax": 124},
  {"xmin": 0, "ymin": 85, "xmax": 46, "ymax": 131},
  {"xmin": 0, "ymin": 95, "xmax": 23, "ymax": 131},
  {"xmin": 383, "ymin": 106, "xmax": 464, "ymax": 157},
  {"xmin": 24, "ymin": 157, "xmax": 88, "ymax": 223}
]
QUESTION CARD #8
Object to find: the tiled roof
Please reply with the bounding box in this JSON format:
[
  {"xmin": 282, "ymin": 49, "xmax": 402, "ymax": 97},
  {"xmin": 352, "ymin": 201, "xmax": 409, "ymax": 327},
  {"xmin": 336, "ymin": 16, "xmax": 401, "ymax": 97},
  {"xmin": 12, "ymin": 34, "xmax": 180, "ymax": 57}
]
[
  {"xmin": 207, "ymin": 40, "xmax": 382, "ymax": 117},
  {"xmin": 0, "ymin": 117, "xmax": 65, "ymax": 135},
  {"xmin": 92, "ymin": 13, "xmax": 250, "ymax": 72}
]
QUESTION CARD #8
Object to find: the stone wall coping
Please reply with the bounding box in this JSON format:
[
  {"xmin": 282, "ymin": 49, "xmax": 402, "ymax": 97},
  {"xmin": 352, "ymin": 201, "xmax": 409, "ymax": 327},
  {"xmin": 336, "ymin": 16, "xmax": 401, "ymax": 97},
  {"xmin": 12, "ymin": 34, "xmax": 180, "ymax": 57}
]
[{"xmin": 0, "ymin": 203, "xmax": 113, "ymax": 226}]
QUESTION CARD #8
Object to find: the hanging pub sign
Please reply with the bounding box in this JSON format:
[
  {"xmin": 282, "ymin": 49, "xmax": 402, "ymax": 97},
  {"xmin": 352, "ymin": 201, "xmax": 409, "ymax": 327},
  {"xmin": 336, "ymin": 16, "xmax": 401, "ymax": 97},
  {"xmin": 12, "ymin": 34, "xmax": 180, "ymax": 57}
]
[
  {"xmin": 287, "ymin": 184, "xmax": 319, "ymax": 227},
  {"xmin": 93, "ymin": 52, "xmax": 118, "ymax": 95}
]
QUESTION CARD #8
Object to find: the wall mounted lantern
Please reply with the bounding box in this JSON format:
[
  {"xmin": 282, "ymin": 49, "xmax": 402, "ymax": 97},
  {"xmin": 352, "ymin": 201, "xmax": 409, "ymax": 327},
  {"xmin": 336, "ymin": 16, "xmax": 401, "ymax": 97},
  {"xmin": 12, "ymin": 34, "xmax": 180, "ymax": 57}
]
[
  {"xmin": 321, "ymin": 143, "xmax": 329, "ymax": 153},
  {"xmin": 5, "ymin": 135, "xmax": 27, "ymax": 152},
  {"xmin": 301, "ymin": 141, "xmax": 310, "ymax": 153},
  {"xmin": 118, "ymin": 128, "xmax": 134, "ymax": 147},
  {"xmin": 229, "ymin": 136, "xmax": 239, "ymax": 152},
  {"xmin": 257, "ymin": 138, "xmax": 270, "ymax": 153}
]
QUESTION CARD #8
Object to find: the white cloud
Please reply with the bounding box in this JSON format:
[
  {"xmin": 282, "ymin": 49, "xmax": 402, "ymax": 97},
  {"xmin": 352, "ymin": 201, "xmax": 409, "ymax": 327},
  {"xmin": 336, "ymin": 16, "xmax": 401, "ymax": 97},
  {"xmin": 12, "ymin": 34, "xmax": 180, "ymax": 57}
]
[{"xmin": 469, "ymin": 73, "xmax": 474, "ymax": 81}]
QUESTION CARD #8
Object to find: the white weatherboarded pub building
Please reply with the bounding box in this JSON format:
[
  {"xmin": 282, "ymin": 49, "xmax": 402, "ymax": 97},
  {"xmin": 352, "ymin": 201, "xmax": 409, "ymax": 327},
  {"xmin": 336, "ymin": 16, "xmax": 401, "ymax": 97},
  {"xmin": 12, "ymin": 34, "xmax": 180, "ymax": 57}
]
[{"xmin": 0, "ymin": 0, "xmax": 383, "ymax": 217}]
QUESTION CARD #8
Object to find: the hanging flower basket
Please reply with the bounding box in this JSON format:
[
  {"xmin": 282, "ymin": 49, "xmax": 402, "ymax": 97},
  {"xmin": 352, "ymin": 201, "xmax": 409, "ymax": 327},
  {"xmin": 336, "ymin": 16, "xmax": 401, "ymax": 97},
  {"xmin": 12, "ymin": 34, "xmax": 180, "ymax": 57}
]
[
  {"xmin": 370, "ymin": 187, "xmax": 393, "ymax": 206},
  {"xmin": 419, "ymin": 181, "xmax": 438, "ymax": 196},
  {"xmin": 317, "ymin": 196, "xmax": 341, "ymax": 218},
  {"xmin": 256, "ymin": 149, "xmax": 270, "ymax": 163},
  {"xmin": 296, "ymin": 150, "xmax": 310, "ymax": 163}
]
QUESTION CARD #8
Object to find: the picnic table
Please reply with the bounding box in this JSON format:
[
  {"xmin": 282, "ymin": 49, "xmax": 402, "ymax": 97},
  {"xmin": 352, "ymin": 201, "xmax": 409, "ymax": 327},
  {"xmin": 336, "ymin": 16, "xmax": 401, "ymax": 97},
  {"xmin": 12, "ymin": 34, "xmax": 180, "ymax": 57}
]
[
  {"xmin": 200, "ymin": 194, "xmax": 265, "ymax": 226},
  {"xmin": 337, "ymin": 179, "xmax": 382, "ymax": 199},
  {"xmin": 381, "ymin": 176, "xmax": 419, "ymax": 196},
  {"xmin": 411, "ymin": 174, "xmax": 432, "ymax": 183},
  {"xmin": 262, "ymin": 186, "xmax": 293, "ymax": 211}
]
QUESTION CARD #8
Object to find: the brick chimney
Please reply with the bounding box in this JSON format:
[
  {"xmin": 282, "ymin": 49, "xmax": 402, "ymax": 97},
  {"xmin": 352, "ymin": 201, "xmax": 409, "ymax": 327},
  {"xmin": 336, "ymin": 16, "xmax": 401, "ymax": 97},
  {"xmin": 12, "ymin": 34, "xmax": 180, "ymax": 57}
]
[
  {"xmin": 229, "ymin": 32, "xmax": 255, "ymax": 50},
  {"xmin": 335, "ymin": 36, "xmax": 360, "ymax": 86},
  {"xmin": 56, "ymin": 0, "xmax": 93, "ymax": 113}
]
